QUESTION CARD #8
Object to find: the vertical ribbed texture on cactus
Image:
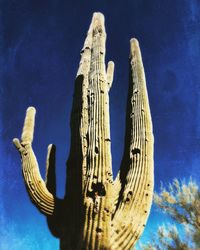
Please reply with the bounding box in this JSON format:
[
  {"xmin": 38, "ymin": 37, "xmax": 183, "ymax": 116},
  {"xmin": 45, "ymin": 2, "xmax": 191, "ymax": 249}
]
[{"xmin": 13, "ymin": 12, "xmax": 154, "ymax": 250}]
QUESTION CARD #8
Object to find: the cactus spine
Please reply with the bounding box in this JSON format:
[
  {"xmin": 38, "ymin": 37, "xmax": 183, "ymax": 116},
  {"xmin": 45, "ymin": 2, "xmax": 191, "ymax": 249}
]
[{"xmin": 13, "ymin": 13, "xmax": 154, "ymax": 250}]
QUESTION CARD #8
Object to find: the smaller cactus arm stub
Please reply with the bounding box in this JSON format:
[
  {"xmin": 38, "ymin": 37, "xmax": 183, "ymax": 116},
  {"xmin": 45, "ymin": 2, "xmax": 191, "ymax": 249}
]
[
  {"xmin": 111, "ymin": 39, "xmax": 154, "ymax": 249},
  {"xmin": 13, "ymin": 107, "xmax": 56, "ymax": 216},
  {"xmin": 45, "ymin": 144, "xmax": 67, "ymax": 238},
  {"xmin": 45, "ymin": 144, "xmax": 56, "ymax": 195},
  {"xmin": 106, "ymin": 61, "xmax": 115, "ymax": 90}
]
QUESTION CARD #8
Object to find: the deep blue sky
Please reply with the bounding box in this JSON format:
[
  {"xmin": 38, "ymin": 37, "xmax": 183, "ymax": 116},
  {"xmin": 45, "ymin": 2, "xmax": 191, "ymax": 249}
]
[{"xmin": 1, "ymin": 1, "xmax": 200, "ymax": 249}]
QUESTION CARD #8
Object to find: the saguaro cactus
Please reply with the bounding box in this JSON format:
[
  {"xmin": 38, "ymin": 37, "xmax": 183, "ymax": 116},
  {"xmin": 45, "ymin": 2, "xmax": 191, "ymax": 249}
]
[{"xmin": 13, "ymin": 12, "xmax": 154, "ymax": 250}]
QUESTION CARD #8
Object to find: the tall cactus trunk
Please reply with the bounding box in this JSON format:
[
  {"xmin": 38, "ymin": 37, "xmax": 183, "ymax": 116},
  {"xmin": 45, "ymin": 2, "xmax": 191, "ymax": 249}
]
[{"xmin": 13, "ymin": 12, "xmax": 154, "ymax": 250}]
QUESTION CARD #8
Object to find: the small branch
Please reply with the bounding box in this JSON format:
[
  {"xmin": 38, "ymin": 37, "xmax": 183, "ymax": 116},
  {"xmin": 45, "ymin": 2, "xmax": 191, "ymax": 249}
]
[
  {"xmin": 107, "ymin": 61, "xmax": 115, "ymax": 89},
  {"xmin": 46, "ymin": 144, "xmax": 56, "ymax": 195},
  {"xmin": 13, "ymin": 107, "xmax": 55, "ymax": 215}
]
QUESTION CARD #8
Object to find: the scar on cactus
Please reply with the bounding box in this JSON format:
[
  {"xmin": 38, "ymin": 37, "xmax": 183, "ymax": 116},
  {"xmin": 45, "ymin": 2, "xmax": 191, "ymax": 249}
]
[{"xmin": 13, "ymin": 12, "xmax": 154, "ymax": 250}]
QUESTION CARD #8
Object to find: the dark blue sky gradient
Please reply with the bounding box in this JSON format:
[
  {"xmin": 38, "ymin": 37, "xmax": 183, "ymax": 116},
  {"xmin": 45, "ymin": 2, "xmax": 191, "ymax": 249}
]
[{"xmin": 1, "ymin": 1, "xmax": 200, "ymax": 248}]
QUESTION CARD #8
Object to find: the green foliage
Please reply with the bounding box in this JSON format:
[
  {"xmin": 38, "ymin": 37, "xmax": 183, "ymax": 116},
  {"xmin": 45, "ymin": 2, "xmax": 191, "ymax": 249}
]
[{"xmin": 138, "ymin": 179, "xmax": 200, "ymax": 250}]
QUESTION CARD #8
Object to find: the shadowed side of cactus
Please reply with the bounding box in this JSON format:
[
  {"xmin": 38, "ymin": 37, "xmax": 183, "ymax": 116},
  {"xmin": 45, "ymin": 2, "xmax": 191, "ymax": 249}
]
[{"xmin": 13, "ymin": 12, "xmax": 154, "ymax": 250}]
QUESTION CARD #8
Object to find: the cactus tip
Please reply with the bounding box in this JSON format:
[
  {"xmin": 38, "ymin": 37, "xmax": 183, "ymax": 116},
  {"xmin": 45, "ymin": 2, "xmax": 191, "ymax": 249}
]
[
  {"xmin": 108, "ymin": 61, "xmax": 115, "ymax": 67},
  {"xmin": 27, "ymin": 106, "xmax": 36, "ymax": 113},
  {"xmin": 13, "ymin": 138, "xmax": 21, "ymax": 149},
  {"xmin": 130, "ymin": 38, "xmax": 139, "ymax": 45},
  {"xmin": 92, "ymin": 12, "xmax": 105, "ymax": 27},
  {"xmin": 130, "ymin": 38, "xmax": 140, "ymax": 57}
]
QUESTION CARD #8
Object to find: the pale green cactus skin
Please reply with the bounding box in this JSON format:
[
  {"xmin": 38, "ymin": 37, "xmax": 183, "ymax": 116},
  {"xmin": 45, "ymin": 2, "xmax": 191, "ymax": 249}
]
[{"xmin": 13, "ymin": 12, "xmax": 154, "ymax": 250}]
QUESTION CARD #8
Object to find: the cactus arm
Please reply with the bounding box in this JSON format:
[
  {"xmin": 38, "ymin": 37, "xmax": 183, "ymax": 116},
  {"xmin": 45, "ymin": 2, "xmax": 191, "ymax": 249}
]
[
  {"xmin": 111, "ymin": 39, "xmax": 154, "ymax": 249},
  {"xmin": 45, "ymin": 144, "xmax": 68, "ymax": 238},
  {"xmin": 107, "ymin": 61, "xmax": 115, "ymax": 89},
  {"xmin": 45, "ymin": 144, "xmax": 56, "ymax": 196},
  {"xmin": 13, "ymin": 107, "xmax": 55, "ymax": 215},
  {"xmin": 45, "ymin": 144, "xmax": 56, "ymax": 195}
]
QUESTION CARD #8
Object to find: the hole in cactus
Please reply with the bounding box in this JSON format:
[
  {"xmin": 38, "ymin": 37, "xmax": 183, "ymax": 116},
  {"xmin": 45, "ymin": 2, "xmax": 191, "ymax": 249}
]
[
  {"xmin": 87, "ymin": 182, "xmax": 106, "ymax": 198},
  {"xmin": 131, "ymin": 148, "xmax": 140, "ymax": 155},
  {"xmin": 81, "ymin": 46, "xmax": 90, "ymax": 54},
  {"xmin": 95, "ymin": 146, "xmax": 99, "ymax": 154},
  {"xmin": 106, "ymin": 171, "xmax": 112, "ymax": 176},
  {"xmin": 125, "ymin": 191, "xmax": 133, "ymax": 203},
  {"xmin": 105, "ymin": 138, "xmax": 111, "ymax": 142},
  {"xmin": 93, "ymin": 182, "xmax": 106, "ymax": 196},
  {"xmin": 104, "ymin": 208, "xmax": 109, "ymax": 213},
  {"xmin": 96, "ymin": 227, "xmax": 103, "ymax": 233}
]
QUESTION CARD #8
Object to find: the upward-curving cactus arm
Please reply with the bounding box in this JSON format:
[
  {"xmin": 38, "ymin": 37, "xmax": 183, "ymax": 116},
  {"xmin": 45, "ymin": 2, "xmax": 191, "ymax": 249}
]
[
  {"xmin": 13, "ymin": 107, "xmax": 56, "ymax": 215},
  {"xmin": 111, "ymin": 38, "xmax": 154, "ymax": 249}
]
